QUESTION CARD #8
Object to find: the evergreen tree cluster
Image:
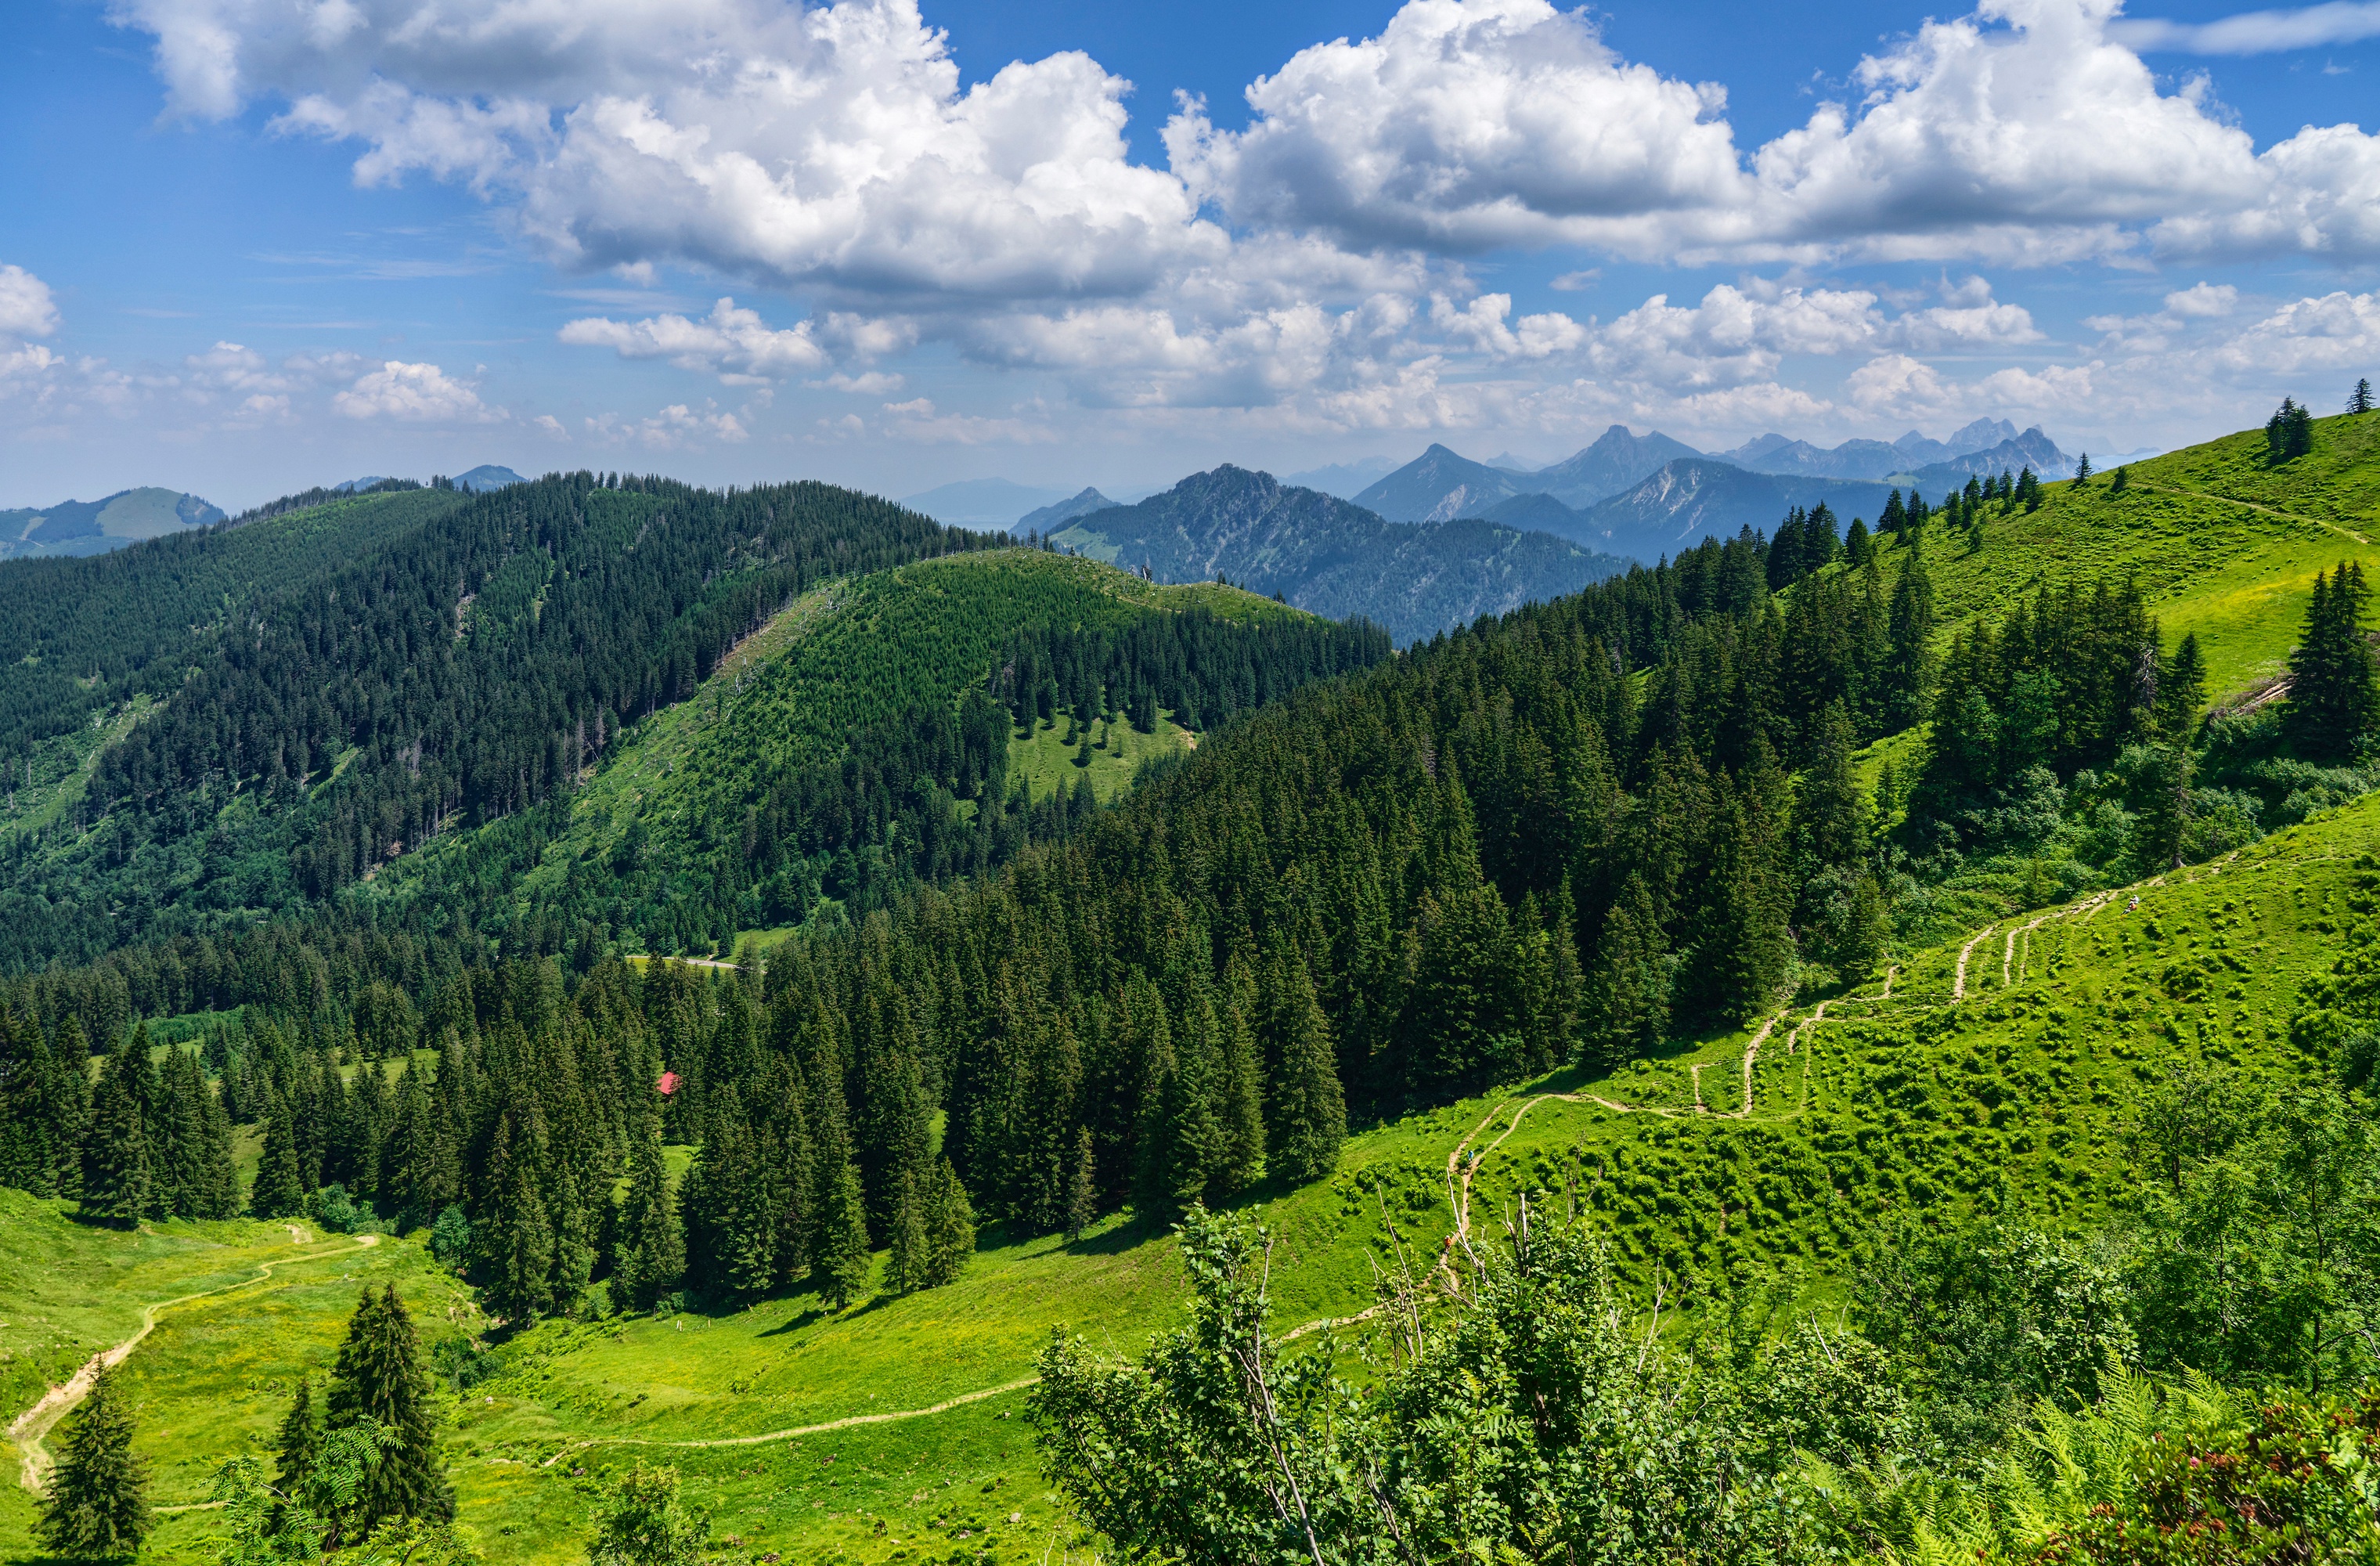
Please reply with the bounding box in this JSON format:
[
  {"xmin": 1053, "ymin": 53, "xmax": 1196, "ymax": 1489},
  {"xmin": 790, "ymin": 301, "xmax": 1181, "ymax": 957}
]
[
  {"xmin": 2284, "ymin": 561, "xmax": 2380, "ymax": 760},
  {"xmin": 2267, "ymin": 396, "xmax": 2317, "ymax": 462},
  {"xmin": 76, "ymin": 1023, "xmax": 239, "ymax": 1225},
  {"xmin": 1920, "ymin": 578, "xmax": 2176, "ymax": 810},
  {"xmin": 272, "ymin": 1284, "xmax": 453, "ymax": 1539}
]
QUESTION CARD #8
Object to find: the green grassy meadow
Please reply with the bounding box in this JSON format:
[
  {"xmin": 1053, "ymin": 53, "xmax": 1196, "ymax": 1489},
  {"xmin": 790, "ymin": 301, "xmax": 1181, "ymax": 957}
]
[
  {"xmin": 1004, "ymin": 709, "xmax": 1195, "ymax": 806},
  {"xmin": 1909, "ymin": 413, "xmax": 2380, "ymax": 698}
]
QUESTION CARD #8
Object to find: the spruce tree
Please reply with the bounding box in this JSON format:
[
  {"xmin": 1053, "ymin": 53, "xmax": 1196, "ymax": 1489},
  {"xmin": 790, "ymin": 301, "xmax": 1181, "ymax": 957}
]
[
  {"xmin": 1882, "ymin": 552, "xmax": 1936, "ymax": 732},
  {"xmin": 2353, "ymin": 377, "xmax": 2375, "ymax": 416},
  {"xmin": 1791, "ymin": 705, "xmax": 1870, "ymax": 878},
  {"xmin": 2073, "ymin": 452, "xmax": 2093, "ymax": 485},
  {"xmin": 2285, "ymin": 563, "xmax": 2380, "ymax": 758},
  {"xmin": 882, "ymin": 1164, "xmax": 927, "ymax": 1294},
  {"xmin": 250, "ymin": 1094, "xmax": 309, "ymax": 1220},
  {"xmin": 817, "ymin": 1155, "xmax": 872, "ymax": 1308},
  {"xmin": 925, "ymin": 1156, "xmax": 975, "ymax": 1286},
  {"xmin": 1137, "ymin": 994, "xmax": 1221, "ymax": 1220},
  {"xmin": 2158, "ymin": 631, "xmax": 2207, "ymax": 740},
  {"xmin": 0, "ymin": 1008, "xmax": 63, "ymax": 1196},
  {"xmin": 478, "ymin": 1148, "xmax": 557, "ymax": 1322},
  {"xmin": 1264, "ymin": 962, "xmax": 1345, "ymax": 1186},
  {"xmin": 1064, "ymin": 1127, "xmax": 1098, "ymax": 1242},
  {"xmin": 1689, "ymin": 790, "xmax": 1790, "ymax": 1026},
  {"xmin": 615, "ymin": 1121, "xmax": 685, "ymax": 1313},
  {"xmin": 1586, "ymin": 873, "xmax": 1669, "ymax": 1069},
  {"xmin": 549, "ymin": 1161, "xmax": 597, "ymax": 1316},
  {"xmin": 79, "ymin": 1041, "xmax": 152, "ymax": 1229},
  {"xmin": 325, "ymin": 1285, "xmax": 454, "ymax": 1531},
  {"xmin": 1837, "ymin": 873, "xmax": 1892, "ymax": 980},
  {"xmin": 37, "ymin": 1363, "xmax": 151, "ymax": 1560},
  {"xmin": 1212, "ymin": 996, "xmax": 1264, "ymax": 1200},
  {"xmin": 1879, "ymin": 489, "xmax": 1907, "ymax": 536},
  {"xmin": 2267, "ymin": 397, "xmax": 2314, "ymax": 461},
  {"xmin": 273, "ymin": 1374, "xmax": 320, "ymax": 1495}
]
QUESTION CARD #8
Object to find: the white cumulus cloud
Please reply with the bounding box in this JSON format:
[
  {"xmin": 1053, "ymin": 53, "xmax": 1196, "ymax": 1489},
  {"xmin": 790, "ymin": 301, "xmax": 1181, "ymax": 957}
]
[
  {"xmin": 1168, "ymin": 0, "xmax": 1746, "ymax": 254},
  {"xmin": 0, "ymin": 265, "xmax": 61, "ymax": 339},
  {"xmin": 333, "ymin": 359, "xmax": 505, "ymax": 421},
  {"xmin": 560, "ymin": 297, "xmax": 828, "ymax": 380}
]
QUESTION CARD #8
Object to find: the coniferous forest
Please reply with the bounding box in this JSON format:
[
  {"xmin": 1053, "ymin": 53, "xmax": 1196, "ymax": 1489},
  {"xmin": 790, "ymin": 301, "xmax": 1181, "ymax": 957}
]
[{"xmin": 2, "ymin": 402, "xmax": 2380, "ymax": 1564}]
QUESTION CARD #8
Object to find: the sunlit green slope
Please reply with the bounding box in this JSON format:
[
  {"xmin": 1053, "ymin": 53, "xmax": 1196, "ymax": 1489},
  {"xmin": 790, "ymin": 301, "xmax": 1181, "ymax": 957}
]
[
  {"xmin": 16, "ymin": 782, "xmax": 2373, "ymax": 1565},
  {"xmin": 1905, "ymin": 410, "xmax": 2380, "ymax": 697}
]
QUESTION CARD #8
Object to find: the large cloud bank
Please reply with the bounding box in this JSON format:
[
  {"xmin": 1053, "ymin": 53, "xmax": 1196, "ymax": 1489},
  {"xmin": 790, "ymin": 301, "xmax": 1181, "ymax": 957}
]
[{"xmin": 56, "ymin": 0, "xmax": 2380, "ymax": 445}]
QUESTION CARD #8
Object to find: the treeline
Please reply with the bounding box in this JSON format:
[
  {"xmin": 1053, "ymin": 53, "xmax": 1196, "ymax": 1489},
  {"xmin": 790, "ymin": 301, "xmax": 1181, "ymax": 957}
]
[{"xmin": 0, "ymin": 951, "xmax": 985, "ymax": 1318}]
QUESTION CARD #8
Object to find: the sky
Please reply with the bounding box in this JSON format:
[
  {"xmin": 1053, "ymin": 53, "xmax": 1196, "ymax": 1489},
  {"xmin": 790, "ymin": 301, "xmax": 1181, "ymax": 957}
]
[{"xmin": 3, "ymin": 0, "xmax": 2380, "ymax": 512}]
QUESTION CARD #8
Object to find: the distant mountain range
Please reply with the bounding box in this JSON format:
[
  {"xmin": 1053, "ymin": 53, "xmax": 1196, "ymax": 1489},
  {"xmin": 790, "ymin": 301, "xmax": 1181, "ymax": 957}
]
[
  {"xmin": 0, "ymin": 487, "xmax": 225, "ymax": 561},
  {"xmin": 1041, "ymin": 466, "xmax": 1629, "ymax": 645},
  {"xmin": 1335, "ymin": 418, "xmax": 2076, "ymax": 556},
  {"xmin": 1547, "ymin": 462, "xmax": 1902, "ymax": 558},
  {"xmin": 899, "ymin": 477, "xmax": 1074, "ymax": 526},
  {"xmin": 331, "ymin": 465, "xmax": 525, "ymax": 495}
]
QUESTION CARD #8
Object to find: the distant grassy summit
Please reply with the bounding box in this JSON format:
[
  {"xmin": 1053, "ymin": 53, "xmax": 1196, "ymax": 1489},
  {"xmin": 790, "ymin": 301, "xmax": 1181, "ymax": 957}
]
[{"xmin": 0, "ymin": 486, "xmax": 224, "ymax": 561}]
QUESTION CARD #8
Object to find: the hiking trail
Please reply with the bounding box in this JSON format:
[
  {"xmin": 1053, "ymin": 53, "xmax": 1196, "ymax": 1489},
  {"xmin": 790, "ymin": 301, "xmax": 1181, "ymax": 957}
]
[{"xmin": 9, "ymin": 1232, "xmax": 379, "ymax": 1493}]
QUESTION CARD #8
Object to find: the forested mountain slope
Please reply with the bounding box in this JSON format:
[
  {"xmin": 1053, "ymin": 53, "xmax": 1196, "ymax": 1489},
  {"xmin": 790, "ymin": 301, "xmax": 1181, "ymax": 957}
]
[
  {"xmin": 0, "ymin": 474, "xmax": 984, "ymax": 969},
  {"xmin": 5, "ymin": 745, "xmax": 2375, "ymax": 1566},
  {"xmin": 366, "ymin": 548, "xmax": 1388, "ymax": 954}
]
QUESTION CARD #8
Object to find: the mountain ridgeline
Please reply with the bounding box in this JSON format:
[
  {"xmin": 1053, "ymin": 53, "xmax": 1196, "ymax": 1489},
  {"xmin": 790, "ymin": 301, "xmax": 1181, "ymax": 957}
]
[{"xmin": 1042, "ymin": 464, "xmax": 1630, "ymax": 644}]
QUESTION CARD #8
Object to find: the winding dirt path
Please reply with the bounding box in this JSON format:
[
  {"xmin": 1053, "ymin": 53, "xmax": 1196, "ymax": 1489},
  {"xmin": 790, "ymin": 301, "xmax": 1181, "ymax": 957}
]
[
  {"xmin": 9, "ymin": 1232, "xmax": 380, "ymax": 1493},
  {"xmin": 2135, "ymin": 482, "xmax": 2374, "ymax": 547},
  {"xmin": 533, "ymin": 1377, "xmax": 1045, "ymax": 1468},
  {"xmin": 1953, "ymin": 925, "xmax": 1997, "ymax": 1001},
  {"xmin": 532, "ymin": 1293, "xmax": 1394, "ymax": 1470}
]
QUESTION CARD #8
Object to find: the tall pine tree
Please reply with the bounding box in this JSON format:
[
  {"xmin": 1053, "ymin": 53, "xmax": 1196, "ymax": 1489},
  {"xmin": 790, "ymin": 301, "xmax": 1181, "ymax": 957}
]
[
  {"xmin": 273, "ymin": 1373, "xmax": 320, "ymax": 1495},
  {"xmin": 925, "ymin": 1156, "xmax": 976, "ymax": 1286},
  {"xmin": 79, "ymin": 1040, "xmax": 152, "ymax": 1228},
  {"xmin": 2285, "ymin": 563, "xmax": 2380, "ymax": 758},
  {"xmin": 817, "ymin": 1154, "xmax": 872, "ymax": 1308},
  {"xmin": 37, "ymin": 1363, "xmax": 151, "ymax": 1560},
  {"xmin": 1263, "ymin": 960, "xmax": 1345, "ymax": 1186},
  {"xmin": 250, "ymin": 1092, "xmax": 309, "ymax": 1220},
  {"xmin": 614, "ymin": 1119, "xmax": 685, "ymax": 1313},
  {"xmin": 325, "ymin": 1285, "xmax": 454, "ymax": 1532}
]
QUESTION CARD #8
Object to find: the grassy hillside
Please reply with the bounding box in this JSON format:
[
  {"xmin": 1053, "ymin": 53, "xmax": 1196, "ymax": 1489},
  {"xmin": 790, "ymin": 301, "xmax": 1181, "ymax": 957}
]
[
  {"xmin": 14, "ymin": 778, "xmax": 2374, "ymax": 1564},
  {"xmin": 1895, "ymin": 411, "xmax": 2380, "ymax": 698}
]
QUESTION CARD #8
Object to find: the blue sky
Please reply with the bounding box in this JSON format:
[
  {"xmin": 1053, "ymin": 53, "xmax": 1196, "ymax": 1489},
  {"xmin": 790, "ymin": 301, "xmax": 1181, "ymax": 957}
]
[{"xmin": 3, "ymin": 0, "xmax": 2378, "ymax": 511}]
